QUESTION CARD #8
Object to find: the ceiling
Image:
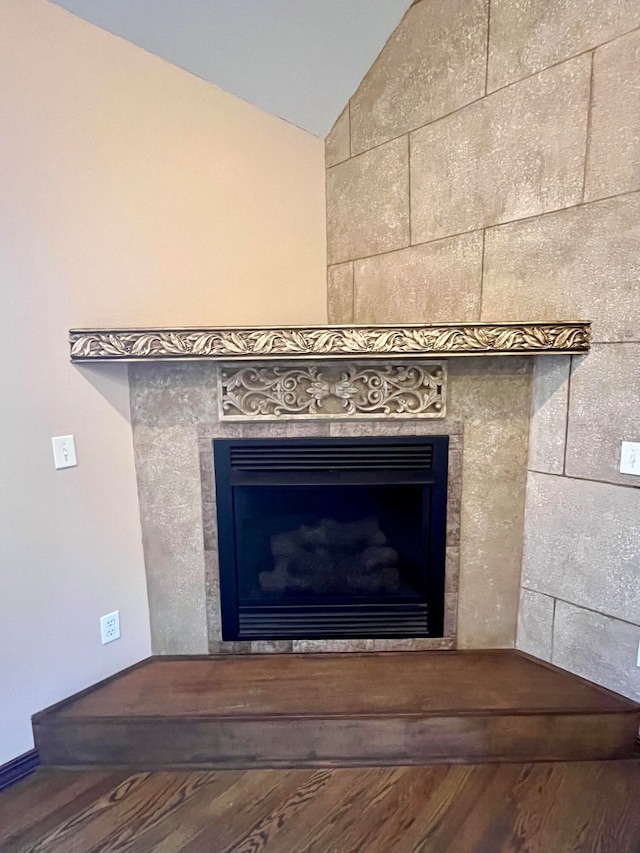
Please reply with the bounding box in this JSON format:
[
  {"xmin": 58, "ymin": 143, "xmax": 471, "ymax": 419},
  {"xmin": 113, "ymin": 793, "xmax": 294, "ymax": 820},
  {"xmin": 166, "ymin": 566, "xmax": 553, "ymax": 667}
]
[{"xmin": 50, "ymin": 0, "xmax": 411, "ymax": 137}]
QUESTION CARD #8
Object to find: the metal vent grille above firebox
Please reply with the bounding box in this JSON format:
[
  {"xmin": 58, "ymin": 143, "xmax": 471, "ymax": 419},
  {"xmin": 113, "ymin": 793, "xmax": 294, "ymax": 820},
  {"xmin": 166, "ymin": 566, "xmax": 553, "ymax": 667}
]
[
  {"xmin": 229, "ymin": 443, "xmax": 434, "ymax": 471},
  {"xmin": 215, "ymin": 437, "xmax": 448, "ymax": 641}
]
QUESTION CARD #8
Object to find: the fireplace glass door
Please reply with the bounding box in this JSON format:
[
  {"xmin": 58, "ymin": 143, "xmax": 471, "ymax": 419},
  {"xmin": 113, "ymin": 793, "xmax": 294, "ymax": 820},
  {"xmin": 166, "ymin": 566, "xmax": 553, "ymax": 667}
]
[{"xmin": 214, "ymin": 436, "xmax": 448, "ymax": 640}]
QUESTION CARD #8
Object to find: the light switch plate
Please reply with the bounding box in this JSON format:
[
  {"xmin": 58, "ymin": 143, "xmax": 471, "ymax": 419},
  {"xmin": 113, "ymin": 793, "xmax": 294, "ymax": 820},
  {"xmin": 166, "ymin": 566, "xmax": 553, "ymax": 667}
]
[
  {"xmin": 620, "ymin": 442, "xmax": 640, "ymax": 476},
  {"xmin": 52, "ymin": 435, "xmax": 77, "ymax": 469}
]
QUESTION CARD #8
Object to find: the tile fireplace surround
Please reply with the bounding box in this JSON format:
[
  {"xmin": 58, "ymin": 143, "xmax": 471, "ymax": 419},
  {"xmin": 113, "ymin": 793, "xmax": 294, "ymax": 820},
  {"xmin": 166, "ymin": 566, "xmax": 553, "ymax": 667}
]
[{"xmin": 72, "ymin": 322, "xmax": 590, "ymax": 655}]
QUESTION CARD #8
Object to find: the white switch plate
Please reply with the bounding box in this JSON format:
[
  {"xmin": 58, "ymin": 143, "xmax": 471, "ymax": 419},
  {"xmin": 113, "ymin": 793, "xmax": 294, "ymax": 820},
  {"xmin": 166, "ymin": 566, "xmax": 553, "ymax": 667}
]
[
  {"xmin": 637, "ymin": 639, "xmax": 640, "ymax": 668},
  {"xmin": 619, "ymin": 441, "xmax": 640, "ymax": 476},
  {"xmin": 52, "ymin": 435, "xmax": 77, "ymax": 469}
]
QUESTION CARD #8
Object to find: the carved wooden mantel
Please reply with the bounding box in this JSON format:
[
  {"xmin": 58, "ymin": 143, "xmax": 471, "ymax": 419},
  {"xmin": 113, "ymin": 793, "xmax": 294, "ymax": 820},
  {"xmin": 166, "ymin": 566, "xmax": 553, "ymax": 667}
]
[{"xmin": 69, "ymin": 321, "xmax": 590, "ymax": 362}]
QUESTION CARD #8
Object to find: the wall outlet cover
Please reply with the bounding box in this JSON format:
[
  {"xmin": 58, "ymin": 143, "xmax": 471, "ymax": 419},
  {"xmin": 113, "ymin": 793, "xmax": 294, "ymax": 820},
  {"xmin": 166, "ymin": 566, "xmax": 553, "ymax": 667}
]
[{"xmin": 100, "ymin": 611, "xmax": 120, "ymax": 645}]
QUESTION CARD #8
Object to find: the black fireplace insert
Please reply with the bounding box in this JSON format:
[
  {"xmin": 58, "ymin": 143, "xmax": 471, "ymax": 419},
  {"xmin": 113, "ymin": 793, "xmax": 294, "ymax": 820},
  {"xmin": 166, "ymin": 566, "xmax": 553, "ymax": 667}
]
[{"xmin": 213, "ymin": 436, "xmax": 448, "ymax": 640}]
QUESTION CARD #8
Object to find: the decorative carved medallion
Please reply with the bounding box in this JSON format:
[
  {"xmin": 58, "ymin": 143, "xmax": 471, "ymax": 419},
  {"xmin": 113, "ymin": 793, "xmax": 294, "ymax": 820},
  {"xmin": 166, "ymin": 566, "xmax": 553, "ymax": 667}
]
[
  {"xmin": 69, "ymin": 322, "xmax": 591, "ymax": 362},
  {"xmin": 218, "ymin": 362, "xmax": 446, "ymax": 420}
]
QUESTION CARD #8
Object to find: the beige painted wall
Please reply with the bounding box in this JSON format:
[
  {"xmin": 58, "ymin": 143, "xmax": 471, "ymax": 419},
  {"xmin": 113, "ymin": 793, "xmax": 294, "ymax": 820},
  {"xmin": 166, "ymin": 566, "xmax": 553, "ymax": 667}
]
[
  {"xmin": 0, "ymin": 0, "xmax": 326, "ymax": 764},
  {"xmin": 325, "ymin": 0, "xmax": 640, "ymax": 698}
]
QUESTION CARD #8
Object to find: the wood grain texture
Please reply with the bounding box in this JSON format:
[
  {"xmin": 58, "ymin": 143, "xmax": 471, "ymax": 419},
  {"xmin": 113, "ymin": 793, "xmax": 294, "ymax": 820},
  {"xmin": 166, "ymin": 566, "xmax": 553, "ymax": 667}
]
[
  {"xmin": 33, "ymin": 651, "xmax": 640, "ymax": 768},
  {"xmin": 47, "ymin": 651, "xmax": 636, "ymax": 719},
  {"xmin": 1, "ymin": 762, "xmax": 639, "ymax": 852},
  {"xmin": 34, "ymin": 710, "xmax": 639, "ymax": 768}
]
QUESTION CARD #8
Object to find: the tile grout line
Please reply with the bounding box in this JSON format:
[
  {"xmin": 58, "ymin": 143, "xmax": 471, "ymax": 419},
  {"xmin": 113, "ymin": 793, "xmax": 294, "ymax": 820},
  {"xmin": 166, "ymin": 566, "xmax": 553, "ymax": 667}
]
[
  {"xmin": 327, "ymin": 153, "xmax": 352, "ymax": 169},
  {"xmin": 479, "ymin": 229, "xmax": 487, "ymax": 320},
  {"xmin": 527, "ymin": 468, "xmax": 640, "ymax": 491},
  {"xmin": 581, "ymin": 51, "xmax": 596, "ymax": 202},
  {"xmin": 324, "ymin": 130, "xmax": 331, "ymax": 319},
  {"xmin": 329, "ymin": 22, "xmax": 640, "ymax": 165},
  {"xmin": 562, "ymin": 355, "xmax": 573, "ymax": 475},
  {"xmin": 407, "ymin": 133, "xmax": 413, "ymax": 246},
  {"xmin": 484, "ymin": 0, "xmax": 492, "ymax": 96},
  {"xmin": 521, "ymin": 585, "xmax": 640, "ymax": 631},
  {"xmin": 328, "ymin": 186, "xmax": 640, "ymax": 267},
  {"xmin": 350, "ymin": 261, "xmax": 355, "ymax": 324},
  {"xmin": 585, "ymin": 339, "xmax": 640, "ymax": 345},
  {"xmin": 324, "ymin": 168, "xmax": 332, "ymax": 323}
]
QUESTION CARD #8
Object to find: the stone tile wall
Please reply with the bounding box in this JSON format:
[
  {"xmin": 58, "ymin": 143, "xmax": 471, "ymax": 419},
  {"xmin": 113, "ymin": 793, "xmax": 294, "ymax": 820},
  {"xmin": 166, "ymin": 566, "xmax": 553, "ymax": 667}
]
[{"xmin": 326, "ymin": 0, "xmax": 640, "ymax": 696}]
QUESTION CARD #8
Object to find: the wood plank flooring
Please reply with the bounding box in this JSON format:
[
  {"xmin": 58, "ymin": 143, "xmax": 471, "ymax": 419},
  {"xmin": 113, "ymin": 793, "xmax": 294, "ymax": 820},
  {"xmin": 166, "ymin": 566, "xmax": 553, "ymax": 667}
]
[
  {"xmin": 1, "ymin": 761, "xmax": 639, "ymax": 852},
  {"xmin": 33, "ymin": 651, "xmax": 640, "ymax": 768}
]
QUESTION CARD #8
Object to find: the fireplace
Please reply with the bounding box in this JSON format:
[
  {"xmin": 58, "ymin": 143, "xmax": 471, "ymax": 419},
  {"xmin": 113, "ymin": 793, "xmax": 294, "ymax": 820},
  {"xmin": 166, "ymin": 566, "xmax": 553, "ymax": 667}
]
[{"xmin": 214, "ymin": 436, "xmax": 448, "ymax": 640}]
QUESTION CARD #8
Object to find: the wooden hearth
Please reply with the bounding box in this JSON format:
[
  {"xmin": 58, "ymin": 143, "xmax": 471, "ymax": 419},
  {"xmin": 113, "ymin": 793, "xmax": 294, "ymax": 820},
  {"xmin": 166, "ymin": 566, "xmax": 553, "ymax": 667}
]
[{"xmin": 33, "ymin": 650, "xmax": 639, "ymax": 769}]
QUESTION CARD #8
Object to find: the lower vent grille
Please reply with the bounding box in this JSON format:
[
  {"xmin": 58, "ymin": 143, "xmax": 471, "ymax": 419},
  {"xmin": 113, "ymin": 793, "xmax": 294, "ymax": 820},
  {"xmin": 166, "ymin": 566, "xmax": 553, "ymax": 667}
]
[{"xmin": 236, "ymin": 603, "xmax": 430, "ymax": 639}]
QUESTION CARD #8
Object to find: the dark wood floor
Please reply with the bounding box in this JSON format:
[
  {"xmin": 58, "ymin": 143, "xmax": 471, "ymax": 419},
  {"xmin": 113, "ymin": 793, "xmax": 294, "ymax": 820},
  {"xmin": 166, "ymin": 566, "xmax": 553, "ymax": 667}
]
[{"xmin": 1, "ymin": 761, "xmax": 639, "ymax": 852}]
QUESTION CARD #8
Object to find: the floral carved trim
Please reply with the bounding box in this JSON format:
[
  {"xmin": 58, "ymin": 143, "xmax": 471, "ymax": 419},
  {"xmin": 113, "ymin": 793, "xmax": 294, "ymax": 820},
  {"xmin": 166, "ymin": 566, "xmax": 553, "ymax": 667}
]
[
  {"xmin": 218, "ymin": 362, "xmax": 446, "ymax": 420},
  {"xmin": 69, "ymin": 322, "xmax": 591, "ymax": 362}
]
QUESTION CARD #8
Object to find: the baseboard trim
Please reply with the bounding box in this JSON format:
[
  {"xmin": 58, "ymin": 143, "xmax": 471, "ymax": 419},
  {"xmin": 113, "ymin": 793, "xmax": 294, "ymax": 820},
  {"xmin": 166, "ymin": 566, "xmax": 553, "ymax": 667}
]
[{"xmin": 0, "ymin": 749, "xmax": 40, "ymax": 792}]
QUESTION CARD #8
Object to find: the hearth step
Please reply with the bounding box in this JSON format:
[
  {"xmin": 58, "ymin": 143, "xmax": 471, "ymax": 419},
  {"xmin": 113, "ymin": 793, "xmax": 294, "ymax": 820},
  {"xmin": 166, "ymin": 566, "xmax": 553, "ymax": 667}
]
[{"xmin": 32, "ymin": 650, "xmax": 639, "ymax": 769}]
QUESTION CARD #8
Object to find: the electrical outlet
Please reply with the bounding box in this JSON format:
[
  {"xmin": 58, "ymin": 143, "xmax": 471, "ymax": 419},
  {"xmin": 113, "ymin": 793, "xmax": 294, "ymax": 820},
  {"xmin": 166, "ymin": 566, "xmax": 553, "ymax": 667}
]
[{"xmin": 100, "ymin": 611, "xmax": 120, "ymax": 645}]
